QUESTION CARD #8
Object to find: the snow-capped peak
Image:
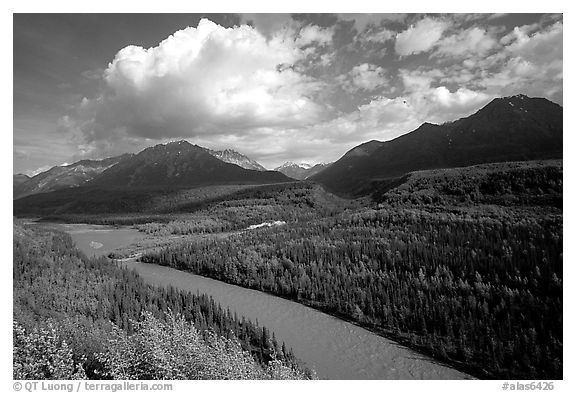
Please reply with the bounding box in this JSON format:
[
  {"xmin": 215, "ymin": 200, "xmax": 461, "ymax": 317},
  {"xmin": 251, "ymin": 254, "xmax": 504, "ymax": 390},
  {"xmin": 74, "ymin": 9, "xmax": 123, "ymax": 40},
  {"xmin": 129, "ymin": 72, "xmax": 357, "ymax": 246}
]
[
  {"xmin": 275, "ymin": 162, "xmax": 313, "ymax": 170},
  {"xmin": 205, "ymin": 148, "xmax": 267, "ymax": 171}
]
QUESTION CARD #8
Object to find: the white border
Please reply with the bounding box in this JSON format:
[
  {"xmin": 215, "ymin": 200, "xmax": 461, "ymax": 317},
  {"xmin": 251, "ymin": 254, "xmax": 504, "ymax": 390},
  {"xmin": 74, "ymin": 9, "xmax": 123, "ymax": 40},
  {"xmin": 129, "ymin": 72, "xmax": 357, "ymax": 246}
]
[{"xmin": 3, "ymin": 2, "xmax": 573, "ymax": 392}]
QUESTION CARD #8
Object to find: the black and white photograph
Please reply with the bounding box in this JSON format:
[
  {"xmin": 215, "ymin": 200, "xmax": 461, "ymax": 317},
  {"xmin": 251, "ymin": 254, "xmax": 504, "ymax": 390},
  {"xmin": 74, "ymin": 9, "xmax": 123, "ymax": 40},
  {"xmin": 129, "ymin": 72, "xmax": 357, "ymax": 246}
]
[{"xmin": 8, "ymin": 4, "xmax": 568, "ymax": 389}]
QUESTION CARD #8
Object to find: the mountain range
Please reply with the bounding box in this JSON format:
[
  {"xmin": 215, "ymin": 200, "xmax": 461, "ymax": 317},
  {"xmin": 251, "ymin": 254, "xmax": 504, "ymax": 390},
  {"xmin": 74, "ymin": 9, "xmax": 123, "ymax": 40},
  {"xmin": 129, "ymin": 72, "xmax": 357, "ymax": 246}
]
[
  {"xmin": 13, "ymin": 145, "xmax": 293, "ymax": 199},
  {"xmin": 12, "ymin": 141, "xmax": 295, "ymax": 215},
  {"xmin": 87, "ymin": 141, "xmax": 290, "ymax": 188},
  {"xmin": 13, "ymin": 94, "xmax": 562, "ymax": 208},
  {"xmin": 14, "ymin": 143, "xmax": 334, "ymax": 199},
  {"xmin": 13, "ymin": 155, "xmax": 130, "ymax": 199},
  {"xmin": 274, "ymin": 162, "xmax": 332, "ymax": 180},
  {"xmin": 311, "ymin": 94, "xmax": 563, "ymax": 196}
]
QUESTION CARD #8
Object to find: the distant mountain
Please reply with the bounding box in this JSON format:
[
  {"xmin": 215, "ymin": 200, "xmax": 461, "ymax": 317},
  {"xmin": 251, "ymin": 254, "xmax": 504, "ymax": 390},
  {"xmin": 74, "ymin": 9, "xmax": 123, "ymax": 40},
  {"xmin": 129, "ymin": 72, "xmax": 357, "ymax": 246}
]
[
  {"xmin": 311, "ymin": 94, "xmax": 563, "ymax": 196},
  {"xmin": 205, "ymin": 148, "xmax": 267, "ymax": 171},
  {"xmin": 274, "ymin": 162, "xmax": 332, "ymax": 180},
  {"xmin": 274, "ymin": 162, "xmax": 309, "ymax": 180},
  {"xmin": 88, "ymin": 140, "xmax": 290, "ymax": 188},
  {"xmin": 13, "ymin": 141, "xmax": 294, "ymax": 216},
  {"xmin": 13, "ymin": 155, "xmax": 130, "ymax": 199}
]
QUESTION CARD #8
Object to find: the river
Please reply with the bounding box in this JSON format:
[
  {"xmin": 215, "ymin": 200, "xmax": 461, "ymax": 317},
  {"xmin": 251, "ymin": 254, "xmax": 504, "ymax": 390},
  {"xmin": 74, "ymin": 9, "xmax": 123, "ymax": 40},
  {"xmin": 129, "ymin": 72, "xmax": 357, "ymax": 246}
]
[{"xmin": 52, "ymin": 223, "xmax": 471, "ymax": 380}]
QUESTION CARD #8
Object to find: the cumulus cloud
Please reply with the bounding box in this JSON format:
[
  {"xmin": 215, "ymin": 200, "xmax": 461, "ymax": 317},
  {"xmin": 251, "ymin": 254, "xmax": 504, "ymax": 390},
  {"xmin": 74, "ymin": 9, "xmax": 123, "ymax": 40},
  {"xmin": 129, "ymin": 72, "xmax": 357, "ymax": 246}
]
[
  {"xmin": 65, "ymin": 19, "xmax": 329, "ymax": 151},
  {"xmin": 395, "ymin": 18, "xmax": 449, "ymax": 56},
  {"xmin": 139, "ymin": 84, "xmax": 494, "ymax": 168},
  {"xmin": 50, "ymin": 15, "xmax": 562, "ymax": 169}
]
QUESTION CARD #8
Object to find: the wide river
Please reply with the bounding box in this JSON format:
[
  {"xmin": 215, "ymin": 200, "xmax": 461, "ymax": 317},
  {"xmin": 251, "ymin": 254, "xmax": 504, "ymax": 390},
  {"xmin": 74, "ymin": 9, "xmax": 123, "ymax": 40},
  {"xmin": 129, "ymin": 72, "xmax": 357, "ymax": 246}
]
[{"xmin": 52, "ymin": 223, "xmax": 471, "ymax": 380}]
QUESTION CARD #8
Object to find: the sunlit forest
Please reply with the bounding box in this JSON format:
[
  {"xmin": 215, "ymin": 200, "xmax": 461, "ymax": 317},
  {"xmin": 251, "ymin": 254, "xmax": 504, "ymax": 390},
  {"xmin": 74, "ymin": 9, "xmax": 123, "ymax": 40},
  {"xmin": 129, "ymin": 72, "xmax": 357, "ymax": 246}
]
[{"xmin": 13, "ymin": 223, "xmax": 312, "ymax": 379}]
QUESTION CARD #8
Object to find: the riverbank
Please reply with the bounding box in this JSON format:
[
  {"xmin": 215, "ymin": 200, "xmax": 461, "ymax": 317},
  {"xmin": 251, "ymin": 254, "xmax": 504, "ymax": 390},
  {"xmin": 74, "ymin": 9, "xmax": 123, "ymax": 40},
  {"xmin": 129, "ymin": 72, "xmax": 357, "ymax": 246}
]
[
  {"xmin": 119, "ymin": 260, "xmax": 470, "ymax": 379},
  {"xmin": 40, "ymin": 221, "xmax": 471, "ymax": 379},
  {"xmin": 133, "ymin": 259, "xmax": 479, "ymax": 379}
]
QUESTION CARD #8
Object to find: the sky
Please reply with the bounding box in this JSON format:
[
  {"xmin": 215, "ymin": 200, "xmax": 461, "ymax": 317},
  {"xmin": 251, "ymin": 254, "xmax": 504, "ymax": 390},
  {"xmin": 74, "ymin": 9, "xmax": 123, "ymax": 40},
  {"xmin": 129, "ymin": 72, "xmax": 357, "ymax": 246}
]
[{"xmin": 13, "ymin": 13, "xmax": 563, "ymax": 174}]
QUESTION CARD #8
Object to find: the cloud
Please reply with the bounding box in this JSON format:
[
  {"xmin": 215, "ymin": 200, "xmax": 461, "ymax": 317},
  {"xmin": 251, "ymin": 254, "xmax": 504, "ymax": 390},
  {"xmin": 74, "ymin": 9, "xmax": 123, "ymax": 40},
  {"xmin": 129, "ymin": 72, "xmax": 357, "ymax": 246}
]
[
  {"xmin": 480, "ymin": 21, "xmax": 563, "ymax": 102},
  {"xmin": 503, "ymin": 21, "xmax": 562, "ymax": 65},
  {"xmin": 339, "ymin": 63, "xmax": 388, "ymax": 93},
  {"xmin": 235, "ymin": 97, "xmax": 423, "ymax": 167},
  {"xmin": 488, "ymin": 13, "xmax": 508, "ymax": 20},
  {"xmin": 47, "ymin": 15, "xmax": 562, "ymax": 170},
  {"xmin": 240, "ymin": 13, "xmax": 294, "ymax": 37},
  {"xmin": 500, "ymin": 23, "xmax": 540, "ymax": 45},
  {"xmin": 65, "ymin": 19, "xmax": 329, "ymax": 151},
  {"xmin": 319, "ymin": 52, "xmax": 335, "ymax": 66},
  {"xmin": 399, "ymin": 68, "xmax": 444, "ymax": 92},
  {"xmin": 321, "ymin": 97, "xmax": 420, "ymax": 143},
  {"xmin": 408, "ymin": 20, "xmax": 563, "ymax": 105},
  {"xmin": 414, "ymin": 87, "xmax": 493, "ymax": 123},
  {"xmin": 434, "ymin": 27, "xmax": 499, "ymax": 58},
  {"xmin": 362, "ymin": 28, "xmax": 395, "ymax": 43},
  {"xmin": 296, "ymin": 25, "xmax": 334, "ymax": 46},
  {"xmin": 337, "ymin": 14, "xmax": 406, "ymax": 32},
  {"xmin": 399, "ymin": 67, "xmax": 495, "ymax": 123},
  {"xmin": 395, "ymin": 17, "xmax": 449, "ymax": 56}
]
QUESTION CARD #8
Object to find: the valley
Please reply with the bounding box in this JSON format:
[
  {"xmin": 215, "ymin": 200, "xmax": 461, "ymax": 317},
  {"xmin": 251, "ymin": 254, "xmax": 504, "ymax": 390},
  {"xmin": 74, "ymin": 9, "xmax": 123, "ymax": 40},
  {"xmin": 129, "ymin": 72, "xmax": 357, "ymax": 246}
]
[
  {"xmin": 36, "ymin": 222, "xmax": 470, "ymax": 379},
  {"xmin": 13, "ymin": 95, "xmax": 563, "ymax": 380},
  {"xmin": 18, "ymin": 158, "xmax": 562, "ymax": 379}
]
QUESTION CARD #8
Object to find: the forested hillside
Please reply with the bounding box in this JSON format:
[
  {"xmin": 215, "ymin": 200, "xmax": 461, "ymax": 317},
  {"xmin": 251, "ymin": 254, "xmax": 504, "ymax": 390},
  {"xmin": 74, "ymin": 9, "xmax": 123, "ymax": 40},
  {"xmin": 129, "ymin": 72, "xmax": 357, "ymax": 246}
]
[
  {"xmin": 371, "ymin": 160, "xmax": 562, "ymax": 206},
  {"xmin": 13, "ymin": 222, "xmax": 312, "ymax": 379},
  {"xmin": 27, "ymin": 182, "xmax": 355, "ymax": 232},
  {"xmin": 141, "ymin": 160, "xmax": 563, "ymax": 379},
  {"xmin": 312, "ymin": 95, "xmax": 562, "ymax": 196}
]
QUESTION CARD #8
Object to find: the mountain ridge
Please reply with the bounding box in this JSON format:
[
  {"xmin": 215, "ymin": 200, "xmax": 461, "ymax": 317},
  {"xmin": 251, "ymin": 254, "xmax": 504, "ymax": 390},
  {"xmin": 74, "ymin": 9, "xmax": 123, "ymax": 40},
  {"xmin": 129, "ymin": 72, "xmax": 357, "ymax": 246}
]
[
  {"xmin": 13, "ymin": 154, "xmax": 131, "ymax": 199},
  {"xmin": 88, "ymin": 141, "xmax": 291, "ymax": 188},
  {"xmin": 311, "ymin": 94, "xmax": 563, "ymax": 196},
  {"xmin": 14, "ymin": 142, "xmax": 285, "ymax": 199},
  {"xmin": 13, "ymin": 140, "xmax": 294, "ymax": 215},
  {"xmin": 205, "ymin": 148, "xmax": 267, "ymax": 171}
]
